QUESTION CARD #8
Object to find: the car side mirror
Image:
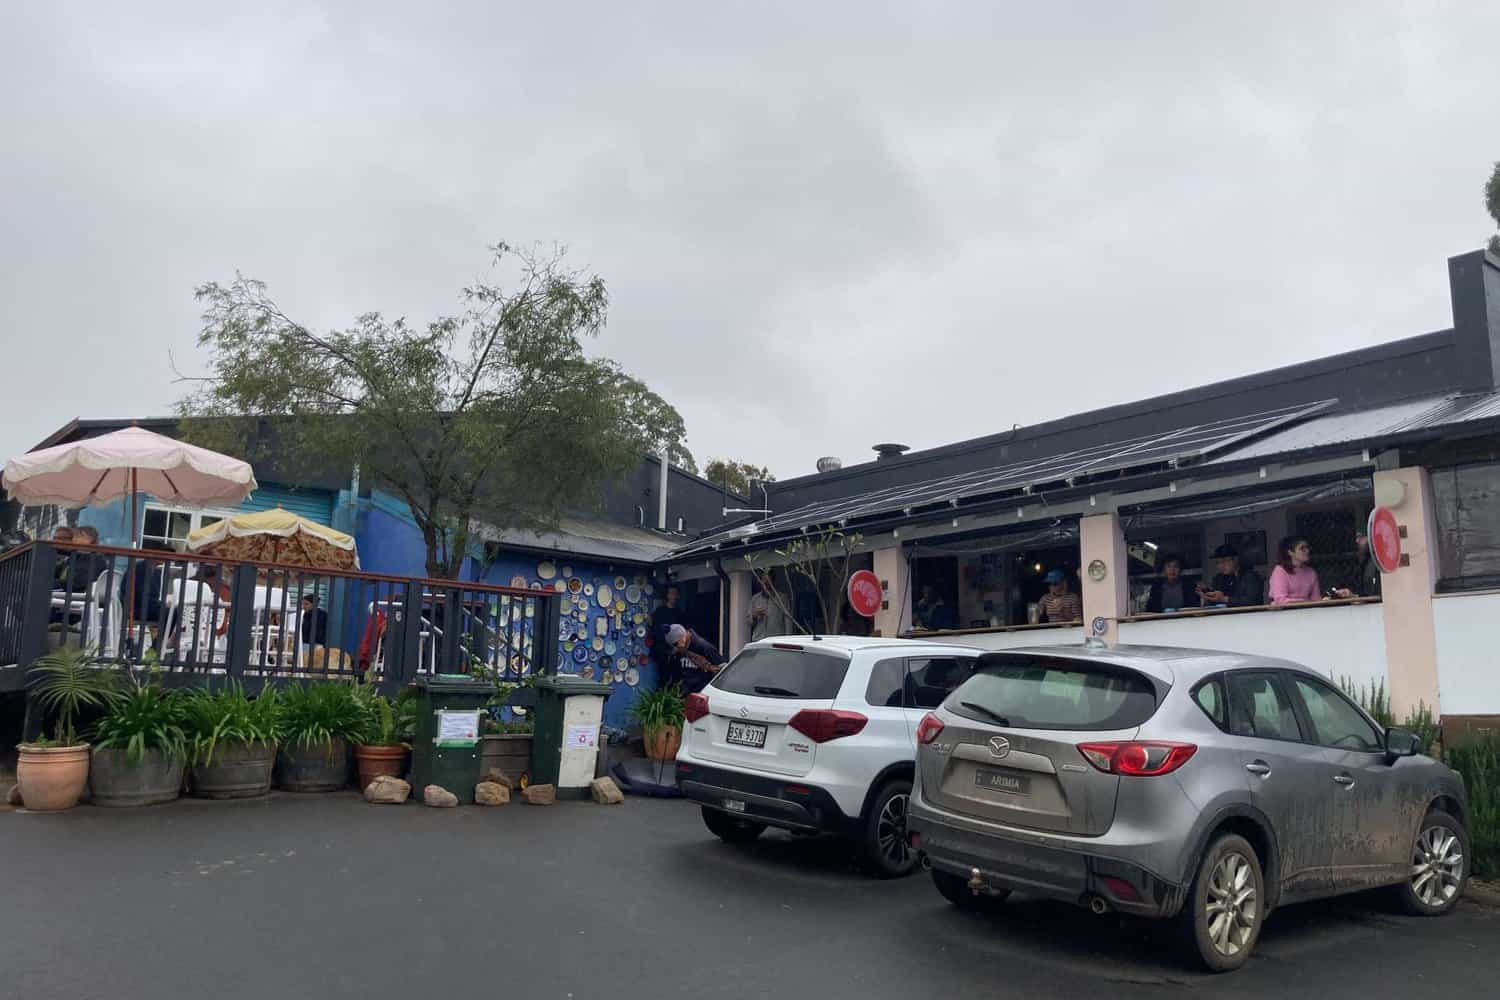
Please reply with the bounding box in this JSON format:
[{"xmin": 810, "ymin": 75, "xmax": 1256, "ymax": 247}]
[{"xmin": 1384, "ymin": 727, "xmax": 1421, "ymax": 763}]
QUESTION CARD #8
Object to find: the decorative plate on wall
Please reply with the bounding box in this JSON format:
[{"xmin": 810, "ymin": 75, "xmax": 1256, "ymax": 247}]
[
  {"xmin": 583, "ymin": 584, "xmax": 594, "ymax": 596},
  {"xmin": 596, "ymin": 584, "xmax": 613, "ymax": 607},
  {"xmin": 625, "ymin": 667, "xmax": 640, "ymax": 687},
  {"xmin": 614, "ymin": 575, "xmax": 627, "ymax": 591},
  {"xmin": 553, "ymin": 580, "xmax": 566, "ymax": 592},
  {"xmin": 537, "ymin": 561, "xmax": 557, "ymax": 580},
  {"xmin": 625, "ymin": 585, "xmax": 642, "ymax": 604},
  {"xmin": 560, "ymin": 566, "xmax": 573, "ymax": 578},
  {"xmin": 571, "ymin": 645, "xmax": 589, "ymax": 664},
  {"xmin": 581, "ymin": 665, "xmax": 594, "ymax": 680},
  {"xmin": 568, "ymin": 577, "xmax": 583, "ymax": 594},
  {"xmin": 509, "ymin": 575, "xmax": 528, "ymax": 590},
  {"xmin": 591, "ymin": 637, "xmax": 604, "ymax": 652},
  {"xmin": 605, "ymin": 640, "xmax": 616, "ymax": 655}
]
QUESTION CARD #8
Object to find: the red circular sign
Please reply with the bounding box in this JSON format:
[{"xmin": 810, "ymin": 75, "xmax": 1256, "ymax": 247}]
[
  {"xmin": 847, "ymin": 570, "xmax": 883, "ymax": 619},
  {"xmin": 1369, "ymin": 506, "xmax": 1401, "ymax": 574}
]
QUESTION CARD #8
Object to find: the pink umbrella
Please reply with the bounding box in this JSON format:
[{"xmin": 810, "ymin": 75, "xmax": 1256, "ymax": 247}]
[{"xmin": 3, "ymin": 426, "xmax": 259, "ymax": 648}]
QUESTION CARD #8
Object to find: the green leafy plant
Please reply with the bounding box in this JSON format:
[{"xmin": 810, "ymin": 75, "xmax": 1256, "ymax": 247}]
[
  {"xmin": 352, "ymin": 685, "xmax": 419, "ymax": 747},
  {"xmin": 629, "ymin": 683, "xmax": 685, "ymax": 734},
  {"xmin": 279, "ymin": 681, "xmax": 366, "ymax": 749},
  {"xmin": 93, "ymin": 672, "xmax": 188, "ymax": 763},
  {"xmin": 1340, "ymin": 676, "xmax": 1393, "ymax": 728},
  {"xmin": 1445, "ymin": 735, "xmax": 1499, "ymax": 878},
  {"xmin": 26, "ymin": 649, "xmax": 120, "ymax": 747},
  {"xmin": 183, "ymin": 683, "xmax": 283, "ymax": 766}
]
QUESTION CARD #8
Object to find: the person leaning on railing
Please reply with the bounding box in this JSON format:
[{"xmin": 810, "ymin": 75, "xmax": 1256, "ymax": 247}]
[
  {"xmin": 1269, "ymin": 536, "xmax": 1323, "ymax": 604},
  {"xmin": 1197, "ymin": 545, "xmax": 1265, "ymax": 608}
]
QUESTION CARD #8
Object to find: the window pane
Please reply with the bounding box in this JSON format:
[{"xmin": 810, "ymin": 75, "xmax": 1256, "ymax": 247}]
[
  {"xmin": 1226, "ymin": 672, "xmax": 1301, "ymax": 741},
  {"xmin": 1433, "ymin": 463, "xmax": 1500, "ymax": 586},
  {"xmin": 1292, "ymin": 678, "xmax": 1383, "ymax": 751},
  {"xmin": 143, "ymin": 509, "xmax": 168, "ymax": 538},
  {"xmin": 711, "ymin": 647, "xmax": 851, "ymax": 700},
  {"xmin": 1193, "ymin": 678, "xmax": 1227, "ymax": 730},
  {"xmin": 951, "ymin": 656, "xmax": 1158, "ymax": 731},
  {"xmin": 200, "ymin": 515, "xmax": 223, "ymax": 529},
  {"xmin": 168, "ymin": 512, "xmax": 192, "ymax": 539},
  {"xmin": 906, "ymin": 657, "xmax": 974, "ymax": 710},
  {"xmin": 865, "ymin": 658, "xmax": 905, "ymax": 708}
]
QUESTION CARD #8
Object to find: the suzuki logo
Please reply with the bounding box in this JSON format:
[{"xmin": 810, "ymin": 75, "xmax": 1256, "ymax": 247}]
[
  {"xmin": 988, "ymin": 736, "xmax": 1011, "ymax": 759},
  {"xmin": 738, "ymin": 706, "xmax": 751, "ymax": 718}
]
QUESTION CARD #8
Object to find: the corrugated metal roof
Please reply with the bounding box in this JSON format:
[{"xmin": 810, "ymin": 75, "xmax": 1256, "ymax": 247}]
[
  {"xmin": 471, "ymin": 515, "xmax": 678, "ymax": 565},
  {"xmin": 1206, "ymin": 390, "xmax": 1500, "ymax": 465}
]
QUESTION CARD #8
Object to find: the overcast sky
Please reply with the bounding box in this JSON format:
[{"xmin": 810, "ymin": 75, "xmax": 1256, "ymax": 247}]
[{"xmin": 3, "ymin": 3, "xmax": 1498, "ymax": 484}]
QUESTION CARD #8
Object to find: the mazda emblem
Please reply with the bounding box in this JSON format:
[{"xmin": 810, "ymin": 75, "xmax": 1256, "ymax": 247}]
[{"xmin": 988, "ymin": 736, "xmax": 1011, "ymax": 758}]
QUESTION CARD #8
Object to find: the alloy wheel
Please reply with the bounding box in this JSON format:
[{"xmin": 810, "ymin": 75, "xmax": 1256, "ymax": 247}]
[
  {"xmin": 1410, "ymin": 825, "xmax": 1464, "ymax": 907},
  {"xmin": 1204, "ymin": 851, "xmax": 1258, "ymax": 958},
  {"xmin": 877, "ymin": 792, "xmax": 909, "ymax": 865}
]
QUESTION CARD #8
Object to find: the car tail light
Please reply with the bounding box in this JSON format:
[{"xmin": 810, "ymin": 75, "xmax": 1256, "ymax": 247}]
[
  {"xmin": 788, "ymin": 709, "xmax": 867, "ymax": 743},
  {"xmin": 915, "ymin": 712, "xmax": 945, "ymax": 745},
  {"xmin": 684, "ymin": 693, "xmax": 710, "ymax": 723},
  {"xmin": 1077, "ymin": 741, "xmax": 1197, "ymax": 776}
]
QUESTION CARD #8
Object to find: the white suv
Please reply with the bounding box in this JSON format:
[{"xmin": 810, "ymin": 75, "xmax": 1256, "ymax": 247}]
[{"xmin": 674, "ymin": 635, "xmax": 980, "ymax": 877}]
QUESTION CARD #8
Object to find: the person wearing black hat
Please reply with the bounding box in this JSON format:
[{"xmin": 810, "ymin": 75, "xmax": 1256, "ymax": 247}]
[{"xmin": 1198, "ymin": 544, "xmax": 1264, "ymax": 608}]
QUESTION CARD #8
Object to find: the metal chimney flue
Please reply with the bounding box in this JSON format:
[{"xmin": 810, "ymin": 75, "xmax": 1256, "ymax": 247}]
[
  {"xmin": 873, "ymin": 443, "xmax": 910, "ymax": 461},
  {"xmin": 815, "ymin": 456, "xmax": 843, "ymax": 474}
]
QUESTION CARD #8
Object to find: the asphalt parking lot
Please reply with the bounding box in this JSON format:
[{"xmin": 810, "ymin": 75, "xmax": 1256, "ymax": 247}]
[{"xmin": 2, "ymin": 793, "xmax": 1495, "ymax": 999}]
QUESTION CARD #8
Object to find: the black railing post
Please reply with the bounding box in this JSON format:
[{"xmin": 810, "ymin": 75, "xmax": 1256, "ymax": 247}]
[
  {"xmin": 396, "ymin": 582, "xmax": 422, "ymax": 687},
  {"xmin": 531, "ymin": 590, "xmax": 560, "ymax": 677},
  {"xmin": 18, "ymin": 543, "xmax": 57, "ymax": 742},
  {"xmin": 439, "ymin": 585, "xmax": 462, "ymax": 675},
  {"xmin": 224, "ymin": 563, "xmax": 258, "ymax": 684}
]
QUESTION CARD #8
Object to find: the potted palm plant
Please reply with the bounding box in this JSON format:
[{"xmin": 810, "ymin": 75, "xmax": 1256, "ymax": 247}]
[
  {"xmin": 16, "ymin": 649, "xmax": 118, "ymax": 811},
  {"xmin": 276, "ymin": 681, "xmax": 365, "ymax": 792},
  {"xmin": 185, "ymin": 683, "xmax": 281, "ymax": 799},
  {"xmin": 351, "ymin": 687, "xmax": 416, "ymax": 790},
  {"xmin": 90, "ymin": 671, "xmax": 189, "ymax": 807},
  {"xmin": 630, "ymin": 684, "xmax": 685, "ymax": 763}
]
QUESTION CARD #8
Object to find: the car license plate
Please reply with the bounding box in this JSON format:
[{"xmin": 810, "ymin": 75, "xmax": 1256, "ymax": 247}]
[
  {"xmin": 974, "ymin": 767, "xmax": 1031, "ymax": 796},
  {"xmin": 725, "ymin": 720, "xmax": 767, "ymax": 748},
  {"xmin": 724, "ymin": 799, "xmax": 747, "ymax": 813}
]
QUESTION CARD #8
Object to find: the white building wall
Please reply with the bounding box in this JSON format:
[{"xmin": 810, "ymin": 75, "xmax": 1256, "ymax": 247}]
[
  {"xmin": 1433, "ymin": 592, "xmax": 1500, "ymax": 715},
  {"xmin": 1116, "ymin": 605, "xmax": 1389, "ymax": 693},
  {"xmin": 943, "ymin": 627, "xmax": 1084, "ymax": 652}
]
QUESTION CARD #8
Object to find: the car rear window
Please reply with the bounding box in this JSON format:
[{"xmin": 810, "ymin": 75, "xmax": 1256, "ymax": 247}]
[
  {"xmin": 711, "ymin": 646, "xmax": 851, "ymax": 700},
  {"xmin": 948, "ymin": 656, "xmax": 1160, "ymax": 731}
]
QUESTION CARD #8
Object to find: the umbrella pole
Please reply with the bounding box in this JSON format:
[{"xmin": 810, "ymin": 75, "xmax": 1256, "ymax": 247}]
[{"xmin": 125, "ymin": 469, "xmax": 139, "ymax": 660}]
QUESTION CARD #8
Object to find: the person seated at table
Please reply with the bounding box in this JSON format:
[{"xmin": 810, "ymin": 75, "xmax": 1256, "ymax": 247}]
[
  {"xmin": 193, "ymin": 565, "xmax": 234, "ymax": 637},
  {"xmin": 1198, "ymin": 545, "xmax": 1265, "ymax": 608},
  {"xmin": 914, "ymin": 585, "xmax": 956, "ymax": 630},
  {"xmin": 661, "ymin": 623, "xmax": 723, "ymax": 694},
  {"xmin": 1146, "ymin": 554, "xmax": 1202, "ymax": 614},
  {"xmin": 1269, "ymin": 536, "xmax": 1324, "ymax": 604},
  {"xmin": 1331, "ymin": 529, "xmax": 1381, "ymax": 599},
  {"xmin": 300, "ymin": 592, "xmax": 329, "ymax": 648},
  {"xmin": 1036, "ymin": 569, "xmax": 1082, "ymax": 623}
]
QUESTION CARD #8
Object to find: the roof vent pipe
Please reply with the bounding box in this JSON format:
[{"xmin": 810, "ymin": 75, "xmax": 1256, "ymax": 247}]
[
  {"xmin": 658, "ymin": 450, "xmax": 669, "ymax": 531},
  {"xmin": 873, "ymin": 443, "xmax": 910, "ymax": 461},
  {"xmin": 816, "ymin": 456, "xmax": 843, "ymax": 473}
]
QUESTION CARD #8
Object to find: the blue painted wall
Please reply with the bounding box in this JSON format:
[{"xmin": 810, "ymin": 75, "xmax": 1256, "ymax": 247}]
[
  {"xmin": 354, "ymin": 490, "xmax": 663, "ymax": 729},
  {"xmin": 75, "ymin": 483, "xmax": 337, "ymax": 547}
]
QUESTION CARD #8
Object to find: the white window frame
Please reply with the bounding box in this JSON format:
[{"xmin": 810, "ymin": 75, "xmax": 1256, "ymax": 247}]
[{"xmin": 140, "ymin": 502, "xmax": 241, "ymax": 553}]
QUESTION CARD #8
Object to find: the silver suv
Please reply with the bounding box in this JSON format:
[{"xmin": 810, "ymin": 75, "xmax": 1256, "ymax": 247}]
[{"xmin": 907, "ymin": 643, "xmax": 1470, "ymax": 972}]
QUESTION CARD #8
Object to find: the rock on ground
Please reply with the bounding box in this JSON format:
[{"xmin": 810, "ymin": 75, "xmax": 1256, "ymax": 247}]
[
  {"xmin": 475, "ymin": 781, "xmax": 510, "ymax": 806},
  {"xmin": 521, "ymin": 783, "xmax": 556, "ymax": 805},
  {"xmin": 5, "ymin": 783, "xmax": 20, "ymax": 807},
  {"xmin": 480, "ymin": 769, "xmax": 513, "ymax": 790},
  {"xmin": 423, "ymin": 784, "xmax": 459, "ymax": 808},
  {"xmin": 590, "ymin": 776, "xmax": 624, "ymax": 805},
  {"xmin": 364, "ymin": 776, "xmax": 410, "ymax": 804}
]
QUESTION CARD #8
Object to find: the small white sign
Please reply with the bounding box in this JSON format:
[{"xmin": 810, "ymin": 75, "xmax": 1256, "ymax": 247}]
[
  {"xmin": 565, "ymin": 724, "xmax": 599, "ymax": 750},
  {"xmin": 436, "ymin": 710, "xmax": 481, "ymax": 744}
]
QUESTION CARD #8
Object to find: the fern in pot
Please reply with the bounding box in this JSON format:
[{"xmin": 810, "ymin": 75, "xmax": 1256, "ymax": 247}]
[
  {"xmin": 91, "ymin": 670, "xmax": 189, "ymax": 807},
  {"xmin": 630, "ymin": 683, "xmax": 686, "ymax": 763},
  {"xmin": 16, "ymin": 649, "xmax": 119, "ymax": 811},
  {"xmin": 276, "ymin": 681, "xmax": 366, "ymax": 792},
  {"xmin": 351, "ymin": 686, "xmax": 416, "ymax": 790},
  {"xmin": 185, "ymin": 683, "xmax": 282, "ymax": 799}
]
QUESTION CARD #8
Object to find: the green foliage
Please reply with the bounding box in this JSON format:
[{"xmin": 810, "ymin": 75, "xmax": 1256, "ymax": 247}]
[
  {"xmin": 352, "ymin": 685, "xmax": 419, "ymax": 747},
  {"xmin": 482, "ymin": 718, "xmax": 534, "ymax": 735},
  {"xmin": 1340, "ymin": 676, "xmax": 1393, "ymax": 728},
  {"xmin": 278, "ymin": 682, "xmax": 366, "ymax": 749},
  {"xmin": 182, "ymin": 683, "xmax": 282, "ymax": 765},
  {"xmin": 629, "ymin": 683, "xmax": 685, "ymax": 733},
  {"xmin": 1445, "ymin": 735, "xmax": 1499, "ymax": 878},
  {"xmin": 704, "ymin": 458, "xmax": 774, "ymax": 498},
  {"xmin": 1402, "ymin": 701, "xmax": 1441, "ymax": 756},
  {"xmin": 746, "ymin": 527, "xmax": 864, "ymax": 634},
  {"xmin": 93, "ymin": 673, "xmax": 188, "ymax": 764},
  {"xmin": 179, "ymin": 243, "xmax": 693, "ymax": 578},
  {"xmin": 27, "ymin": 649, "xmax": 119, "ymax": 747}
]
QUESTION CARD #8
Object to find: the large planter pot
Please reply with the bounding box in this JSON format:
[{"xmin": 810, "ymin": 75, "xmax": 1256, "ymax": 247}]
[
  {"xmin": 353, "ymin": 744, "xmax": 408, "ymax": 790},
  {"xmin": 191, "ymin": 740, "xmax": 275, "ymax": 799},
  {"xmin": 16, "ymin": 743, "xmax": 91, "ymax": 811},
  {"xmin": 643, "ymin": 725, "xmax": 682, "ymax": 763},
  {"xmin": 89, "ymin": 748, "xmax": 185, "ymax": 808},
  {"xmin": 276, "ymin": 738, "xmax": 350, "ymax": 792},
  {"xmin": 478, "ymin": 733, "xmax": 533, "ymax": 786}
]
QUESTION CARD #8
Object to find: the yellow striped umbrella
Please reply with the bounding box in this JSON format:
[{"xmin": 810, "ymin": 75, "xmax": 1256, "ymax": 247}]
[{"xmin": 185, "ymin": 508, "xmax": 359, "ymax": 571}]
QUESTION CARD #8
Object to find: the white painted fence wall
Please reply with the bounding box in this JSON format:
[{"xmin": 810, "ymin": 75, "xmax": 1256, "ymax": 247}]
[
  {"xmin": 1433, "ymin": 592, "xmax": 1500, "ymax": 715},
  {"xmin": 942, "ymin": 627, "xmax": 1091, "ymax": 653}
]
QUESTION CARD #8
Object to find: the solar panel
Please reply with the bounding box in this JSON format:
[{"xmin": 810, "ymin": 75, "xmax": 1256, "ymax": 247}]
[{"xmin": 673, "ymin": 399, "xmax": 1336, "ymax": 556}]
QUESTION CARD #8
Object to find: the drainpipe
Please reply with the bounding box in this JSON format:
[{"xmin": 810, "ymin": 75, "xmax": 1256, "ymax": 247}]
[
  {"xmin": 657, "ymin": 450, "xmax": 669, "ymax": 531},
  {"xmin": 713, "ymin": 557, "xmax": 731, "ymax": 651}
]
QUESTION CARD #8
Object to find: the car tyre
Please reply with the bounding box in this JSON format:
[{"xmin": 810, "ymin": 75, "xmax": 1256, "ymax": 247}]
[
  {"xmin": 1182, "ymin": 833, "xmax": 1264, "ymax": 973},
  {"xmin": 701, "ymin": 806, "xmax": 766, "ymax": 844},
  {"xmin": 1394, "ymin": 810, "xmax": 1468, "ymax": 916},
  {"xmin": 931, "ymin": 868, "xmax": 1011, "ymax": 911},
  {"xmin": 858, "ymin": 778, "xmax": 917, "ymax": 879}
]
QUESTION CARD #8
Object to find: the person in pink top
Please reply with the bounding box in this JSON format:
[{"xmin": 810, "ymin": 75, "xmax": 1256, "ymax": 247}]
[{"xmin": 1269, "ymin": 536, "xmax": 1322, "ymax": 604}]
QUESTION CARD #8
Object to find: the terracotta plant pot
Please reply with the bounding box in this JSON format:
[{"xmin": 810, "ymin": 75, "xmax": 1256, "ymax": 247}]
[
  {"xmin": 643, "ymin": 725, "xmax": 682, "ymax": 763},
  {"xmin": 276, "ymin": 738, "xmax": 350, "ymax": 792},
  {"xmin": 90, "ymin": 748, "xmax": 185, "ymax": 807},
  {"xmin": 191, "ymin": 740, "xmax": 276, "ymax": 799},
  {"xmin": 353, "ymin": 744, "xmax": 408, "ymax": 790},
  {"xmin": 16, "ymin": 743, "xmax": 92, "ymax": 811}
]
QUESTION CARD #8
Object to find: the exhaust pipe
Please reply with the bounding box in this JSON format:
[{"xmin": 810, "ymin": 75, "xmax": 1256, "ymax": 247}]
[
  {"xmin": 1088, "ymin": 895, "xmax": 1110, "ymax": 915},
  {"xmin": 967, "ymin": 868, "xmax": 986, "ymax": 895}
]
